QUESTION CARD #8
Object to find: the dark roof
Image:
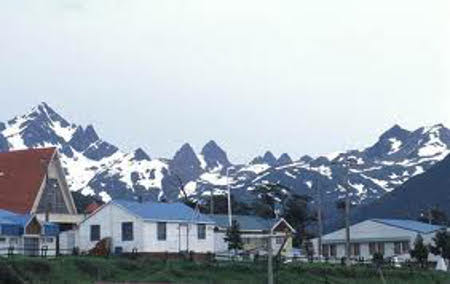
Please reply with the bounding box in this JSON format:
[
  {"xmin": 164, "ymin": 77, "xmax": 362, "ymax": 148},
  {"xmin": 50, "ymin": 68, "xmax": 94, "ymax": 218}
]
[
  {"xmin": 371, "ymin": 219, "xmax": 445, "ymax": 234},
  {"xmin": 112, "ymin": 200, "xmax": 214, "ymax": 224},
  {"xmin": 0, "ymin": 148, "xmax": 56, "ymax": 214},
  {"xmin": 208, "ymin": 214, "xmax": 279, "ymax": 231}
]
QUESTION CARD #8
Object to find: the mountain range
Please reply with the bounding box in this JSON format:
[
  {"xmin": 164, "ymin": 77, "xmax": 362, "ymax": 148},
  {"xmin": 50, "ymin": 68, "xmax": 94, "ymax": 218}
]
[{"xmin": 1, "ymin": 103, "xmax": 450, "ymax": 225}]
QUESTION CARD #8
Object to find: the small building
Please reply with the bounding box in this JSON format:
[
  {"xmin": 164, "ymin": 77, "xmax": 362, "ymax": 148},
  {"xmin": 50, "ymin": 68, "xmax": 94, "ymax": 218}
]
[
  {"xmin": 0, "ymin": 209, "xmax": 59, "ymax": 256},
  {"xmin": 0, "ymin": 148, "xmax": 81, "ymax": 228},
  {"xmin": 312, "ymin": 219, "xmax": 445, "ymax": 261},
  {"xmin": 77, "ymin": 200, "xmax": 215, "ymax": 254},
  {"xmin": 0, "ymin": 148, "xmax": 82, "ymax": 254},
  {"xmin": 207, "ymin": 214, "xmax": 296, "ymax": 256}
]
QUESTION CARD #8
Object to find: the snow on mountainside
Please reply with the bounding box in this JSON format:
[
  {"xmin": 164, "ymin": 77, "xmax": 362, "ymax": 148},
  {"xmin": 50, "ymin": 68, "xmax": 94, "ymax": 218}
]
[
  {"xmin": 0, "ymin": 103, "xmax": 168, "ymax": 202},
  {"xmin": 1, "ymin": 103, "xmax": 450, "ymax": 209}
]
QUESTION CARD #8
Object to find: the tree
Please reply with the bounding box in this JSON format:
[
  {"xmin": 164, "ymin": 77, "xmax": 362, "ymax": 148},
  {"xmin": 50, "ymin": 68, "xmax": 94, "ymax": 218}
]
[
  {"xmin": 418, "ymin": 207, "xmax": 449, "ymax": 226},
  {"xmin": 410, "ymin": 234, "xmax": 429, "ymax": 268},
  {"xmin": 429, "ymin": 230, "xmax": 450, "ymax": 262},
  {"xmin": 224, "ymin": 220, "xmax": 243, "ymax": 253},
  {"xmin": 284, "ymin": 194, "xmax": 316, "ymax": 247},
  {"xmin": 202, "ymin": 195, "xmax": 251, "ymax": 215}
]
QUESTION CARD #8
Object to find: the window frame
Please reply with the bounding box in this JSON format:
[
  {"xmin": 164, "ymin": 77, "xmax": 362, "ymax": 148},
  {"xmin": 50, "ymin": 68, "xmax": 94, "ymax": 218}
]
[
  {"xmin": 394, "ymin": 242, "xmax": 401, "ymax": 254},
  {"xmin": 352, "ymin": 243, "xmax": 360, "ymax": 256},
  {"xmin": 197, "ymin": 224, "xmax": 206, "ymax": 240},
  {"xmin": 369, "ymin": 242, "xmax": 376, "ymax": 255},
  {"xmin": 157, "ymin": 222, "xmax": 167, "ymax": 241},
  {"xmin": 121, "ymin": 222, "xmax": 134, "ymax": 242},
  {"xmin": 330, "ymin": 244, "xmax": 337, "ymax": 257},
  {"xmin": 90, "ymin": 225, "xmax": 101, "ymax": 242}
]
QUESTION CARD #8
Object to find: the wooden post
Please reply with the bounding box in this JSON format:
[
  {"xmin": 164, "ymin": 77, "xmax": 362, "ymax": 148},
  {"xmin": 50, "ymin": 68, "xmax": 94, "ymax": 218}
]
[{"xmin": 268, "ymin": 232, "xmax": 273, "ymax": 284}]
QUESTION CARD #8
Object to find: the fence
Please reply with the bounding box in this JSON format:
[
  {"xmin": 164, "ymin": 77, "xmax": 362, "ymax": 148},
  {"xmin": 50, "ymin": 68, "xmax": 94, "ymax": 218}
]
[{"xmin": 0, "ymin": 246, "xmax": 75, "ymax": 258}]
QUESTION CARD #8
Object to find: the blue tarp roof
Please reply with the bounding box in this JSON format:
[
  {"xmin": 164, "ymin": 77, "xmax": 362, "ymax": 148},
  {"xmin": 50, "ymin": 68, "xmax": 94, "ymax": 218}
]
[
  {"xmin": 112, "ymin": 200, "xmax": 214, "ymax": 224},
  {"xmin": 0, "ymin": 209, "xmax": 32, "ymax": 227},
  {"xmin": 0, "ymin": 209, "xmax": 59, "ymax": 236},
  {"xmin": 371, "ymin": 219, "xmax": 445, "ymax": 234},
  {"xmin": 207, "ymin": 214, "xmax": 279, "ymax": 231}
]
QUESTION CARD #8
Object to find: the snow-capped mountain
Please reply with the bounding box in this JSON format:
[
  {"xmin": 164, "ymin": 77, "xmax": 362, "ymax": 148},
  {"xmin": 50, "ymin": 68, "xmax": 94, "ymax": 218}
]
[
  {"xmin": 1, "ymin": 103, "xmax": 450, "ymax": 212},
  {"xmin": 0, "ymin": 103, "xmax": 168, "ymax": 202}
]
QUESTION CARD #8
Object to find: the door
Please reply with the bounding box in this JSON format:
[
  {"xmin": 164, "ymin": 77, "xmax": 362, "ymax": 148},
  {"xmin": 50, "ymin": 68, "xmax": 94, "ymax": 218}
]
[
  {"xmin": 179, "ymin": 224, "xmax": 188, "ymax": 252},
  {"xmin": 24, "ymin": 237, "xmax": 39, "ymax": 256}
]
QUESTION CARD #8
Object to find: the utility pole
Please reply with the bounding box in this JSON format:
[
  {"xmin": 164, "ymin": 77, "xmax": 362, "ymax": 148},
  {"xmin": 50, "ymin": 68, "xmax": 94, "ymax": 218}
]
[
  {"xmin": 316, "ymin": 177, "xmax": 323, "ymax": 260},
  {"xmin": 210, "ymin": 188, "xmax": 214, "ymax": 214},
  {"xmin": 267, "ymin": 231, "xmax": 273, "ymax": 284},
  {"xmin": 344, "ymin": 158, "xmax": 356, "ymax": 267},
  {"xmin": 332, "ymin": 158, "xmax": 355, "ymax": 267},
  {"xmin": 227, "ymin": 167, "xmax": 233, "ymax": 227},
  {"xmin": 345, "ymin": 180, "xmax": 351, "ymax": 267}
]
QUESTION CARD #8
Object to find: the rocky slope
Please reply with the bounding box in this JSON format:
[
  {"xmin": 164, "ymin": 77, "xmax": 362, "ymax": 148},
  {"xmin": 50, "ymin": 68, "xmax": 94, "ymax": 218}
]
[{"xmin": 1, "ymin": 103, "xmax": 450, "ymax": 215}]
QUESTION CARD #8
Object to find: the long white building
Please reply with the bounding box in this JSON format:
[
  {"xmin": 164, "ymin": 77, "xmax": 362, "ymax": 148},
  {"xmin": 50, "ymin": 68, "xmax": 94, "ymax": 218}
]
[
  {"xmin": 77, "ymin": 200, "xmax": 215, "ymax": 254},
  {"xmin": 312, "ymin": 219, "xmax": 445, "ymax": 261}
]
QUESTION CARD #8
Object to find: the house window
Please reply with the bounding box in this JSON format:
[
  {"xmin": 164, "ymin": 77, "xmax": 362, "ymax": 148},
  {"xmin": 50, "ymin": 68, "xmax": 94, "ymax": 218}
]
[
  {"xmin": 322, "ymin": 244, "xmax": 329, "ymax": 257},
  {"xmin": 394, "ymin": 242, "xmax": 401, "ymax": 254},
  {"xmin": 330, "ymin": 244, "xmax": 337, "ymax": 257},
  {"xmin": 369, "ymin": 242, "xmax": 376, "ymax": 255},
  {"xmin": 197, "ymin": 224, "xmax": 206, "ymax": 240},
  {"xmin": 276, "ymin": 237, "xmax": 284, "ymax": 245},
  {"xmin": 122, "ymin": 222, "xmax": 134, "ymax": 241},
  {"xmin": 402, "ymin": 241, "xmax": 410, "ymax": 254},
  {"xmin": 377, "ymin": 242, "xmax": 385, "ymax": 254},
  {"xmin": 157, "ymin": 222, "xmax": 166, "ymax": 241},
  {"xmin": 352, "ymin": 243, "xmax": 360, "ymax": 256},
  {"xmin": 0, "ymin": 237, "xmax": 6, "ymax": 243},
  {"xmin": 9, "ymin": 238, "xmax": 18, "ymax": 245},
  {"xmin": 90, "ymin": 225, "xmax": 100, "ymax": 242},
  {"xmin": 45, "ymin": 238, "xmax": 54, "ymax": 243}
]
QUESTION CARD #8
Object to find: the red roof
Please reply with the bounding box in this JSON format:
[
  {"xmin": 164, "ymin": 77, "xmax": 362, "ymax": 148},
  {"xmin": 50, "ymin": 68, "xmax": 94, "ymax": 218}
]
[
  {"xmin": 0, "ymin": 147, "xmax": 56, "ymax": 214},
  {"xmin": 85, "ymin": 202, "xmax": 102, "ymax": 214}
]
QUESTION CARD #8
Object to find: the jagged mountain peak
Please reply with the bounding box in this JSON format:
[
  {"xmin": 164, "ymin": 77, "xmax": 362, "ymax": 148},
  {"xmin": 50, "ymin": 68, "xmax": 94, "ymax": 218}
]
[
  {"xmin": 250, "ymin": 150, "xmax": 277, "ymax": 166},
  {"xmin": 276, "ymin": 153, "xmax": 292, "ymax": 166},
  {"xmin": 200, "ymin": 140, "xmax": 231, "ymax": 171},
  {"xmin": 379, "ymin": 124, "xmax": 411, "ymax": 140},
  {"xmin": 170, "ymin": 143, "xmax": 202, "ymax": 183},
  {"xmin": 263, "ymin": 151, "xmax": 277, "ymax": 165},
  {"xmin": 132, "ymin": 148, "xmax": 151, "ymax": 161}
]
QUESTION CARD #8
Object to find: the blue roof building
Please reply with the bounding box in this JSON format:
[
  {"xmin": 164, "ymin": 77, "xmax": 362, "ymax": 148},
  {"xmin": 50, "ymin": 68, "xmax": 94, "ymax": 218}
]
[
  {"xmin": 312, "ymin": 218, "xmax": 448, "ymax": 261},
  {"xmin": 77, "ymin": 200, "xmax": 216, "ymax": 254}
]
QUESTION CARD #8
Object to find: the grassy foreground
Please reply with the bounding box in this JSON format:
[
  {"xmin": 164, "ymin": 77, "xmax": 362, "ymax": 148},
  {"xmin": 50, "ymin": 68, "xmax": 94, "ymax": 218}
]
[{"xmin": 1, "ymin": 256, "xmax": 450, "ymax": 284}]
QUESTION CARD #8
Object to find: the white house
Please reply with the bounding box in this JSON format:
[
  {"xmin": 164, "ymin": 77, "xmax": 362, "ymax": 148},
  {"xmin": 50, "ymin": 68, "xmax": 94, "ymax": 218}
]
[
  {"xmin": 312, "ymin": 219, "xmax": 445, "ymax": 261},
  {"xmin": 0, "ymin": 209, "xmax": 59, "ymax": 256},
  {"xmin": 207, "ymin": 214, "xmax": 296, "ymax": 256},
  {"xmin": 77, "ymin": 200, "xmax": 215, "ymax": 254}
]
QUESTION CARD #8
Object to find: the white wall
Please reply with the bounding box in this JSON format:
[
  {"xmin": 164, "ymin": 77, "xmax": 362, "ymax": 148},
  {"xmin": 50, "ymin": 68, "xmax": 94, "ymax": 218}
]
[
  {"xmin": 77, "ymin": 203, "xmax": 145, "ymax": 253},
  {"xmin": 213, "ymin": 230, "xmax": 287, "ymax": 254},
  {"xmin": 142, "ymin": 222, "xmax": 214, "ymax": 253}
]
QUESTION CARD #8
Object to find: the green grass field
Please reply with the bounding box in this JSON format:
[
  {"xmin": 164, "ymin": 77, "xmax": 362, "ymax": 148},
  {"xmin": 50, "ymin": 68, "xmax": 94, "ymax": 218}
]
[{"xmin": 1, "ymin": 256, "xmax": 449, "ymax": 284}]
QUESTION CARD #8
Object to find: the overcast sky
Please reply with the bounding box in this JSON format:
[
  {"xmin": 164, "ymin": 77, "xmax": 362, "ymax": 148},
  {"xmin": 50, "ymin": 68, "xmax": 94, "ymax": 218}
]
[{"xmin": 1, "ymin": 0, "xmax": 449, "ymax": 163}]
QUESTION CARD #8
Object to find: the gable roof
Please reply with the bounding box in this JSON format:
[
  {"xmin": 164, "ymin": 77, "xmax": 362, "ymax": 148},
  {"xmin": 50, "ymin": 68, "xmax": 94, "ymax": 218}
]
[
  {"xmin": 112, "ymin": 200, "xmax": 214, "ymax": 224},
  {"xmin": 208, "ymin": 214, "xmax": 284, "ymax": 231},
  {"xmin": 0, "ymin": 148, "xmax": 56, "ymax": 214},
  {"xmin": 371, "ymin": 219, "xmax": 445, "ymax": 234}
]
